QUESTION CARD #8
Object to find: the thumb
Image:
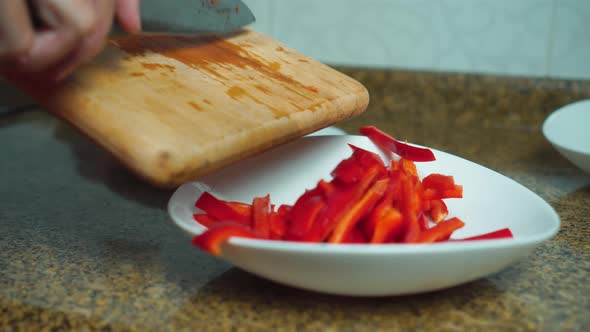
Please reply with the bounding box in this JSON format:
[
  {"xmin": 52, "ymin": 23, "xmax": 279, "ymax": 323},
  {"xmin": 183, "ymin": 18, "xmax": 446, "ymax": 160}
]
[{"xmin": 115, "ymin": 0, "xmax": 141, "ymax": 33}]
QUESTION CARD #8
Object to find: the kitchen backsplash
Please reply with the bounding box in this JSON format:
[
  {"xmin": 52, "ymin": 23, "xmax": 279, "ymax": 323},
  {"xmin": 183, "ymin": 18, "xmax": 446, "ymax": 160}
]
[{"xmin": 247, "ymin": 0, "xmax": 589, "ymax": 80}]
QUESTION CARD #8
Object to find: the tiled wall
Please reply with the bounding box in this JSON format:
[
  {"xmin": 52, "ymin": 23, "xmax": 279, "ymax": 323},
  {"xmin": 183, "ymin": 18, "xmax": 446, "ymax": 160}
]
[{"xmin": 247, "ymin": 0, "xmax": 590, "ymax": 80}]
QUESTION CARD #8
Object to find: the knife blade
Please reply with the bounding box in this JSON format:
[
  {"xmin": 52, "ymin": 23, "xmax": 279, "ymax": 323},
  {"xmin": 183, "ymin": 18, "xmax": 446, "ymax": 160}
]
[
  {"xmin": 139, "ymin": 0, "xmax": 256, "ymax": 35},
  {"xmin": 27, "ymin": 0, "xmax": 256, "ymax": 36}
]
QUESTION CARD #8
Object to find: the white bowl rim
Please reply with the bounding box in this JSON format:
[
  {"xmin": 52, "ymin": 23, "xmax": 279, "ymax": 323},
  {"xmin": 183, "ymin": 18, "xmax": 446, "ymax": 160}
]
[{"xmin": 542, "ymin": 99, "xmax": 590, "ymax": 155}]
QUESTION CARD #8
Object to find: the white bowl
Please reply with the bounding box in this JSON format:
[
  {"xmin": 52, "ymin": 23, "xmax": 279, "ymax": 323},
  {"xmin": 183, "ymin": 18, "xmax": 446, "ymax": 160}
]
[
  {"xmin": 543, "ymin": 99, "xmax": 590, "ymax": 174},
  {"xmin": 168, "ymin": 135, "xmax": 560, "ymax": 296},
  {"xmin": 305, "ymin": 126, "xmax": 347, "ymax": 136}
]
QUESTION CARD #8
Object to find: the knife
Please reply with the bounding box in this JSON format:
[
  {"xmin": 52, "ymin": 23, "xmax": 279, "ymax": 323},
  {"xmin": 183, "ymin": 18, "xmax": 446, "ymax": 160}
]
[
  {"xmin": 28, "ymin": 0, "xmax": 256, "ymax": 36},
  {"xmin": 139, "ymin": 0, "xmax": 256, "ymax": 35}
]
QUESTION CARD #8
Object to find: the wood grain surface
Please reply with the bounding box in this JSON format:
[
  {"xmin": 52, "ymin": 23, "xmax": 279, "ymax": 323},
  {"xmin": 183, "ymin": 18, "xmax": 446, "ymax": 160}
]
[{"xmin": 14, "ymin": 29, "xmax": 369, "ymax": 188}]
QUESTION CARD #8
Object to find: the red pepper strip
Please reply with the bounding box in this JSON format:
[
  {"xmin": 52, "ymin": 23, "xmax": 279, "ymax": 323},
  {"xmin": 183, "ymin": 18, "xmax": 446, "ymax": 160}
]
[
  {"xmin": 252, "ymin": 195, "xmax": 271, "ymax": 238},
  {"xmin": 349, "ymin": 144, "xmax": 387, "ymax": 175},
  {"xmin": 286, "ymin": 196, "xmax": 325, "ymax": 237},
  {"xmin": 195, "ymin": 192, "xmax": 251, "ymax": 225},
  {"xmin": 360, "ymin": 126, "xmax": 436, "ymax": 162},
  {"xmin": 329, "ymin": 178, "xmax": 389, "ymax": 243},
  {"xmin": 193, "ymin": 214, "xmax": 218, "ymax": 228},
  {"xmin": 331, "ymin": 144, "xmax": 386, "ymax": 184},
  {"xmin": 225, "ymin": 202, "xmax": 252, "ymax": 220},
  {"xmin": 363, "ymin": 201, "xmax": 387, "ymax": 240},
  {"xmin": 304, "ymin": 166, "xmax": 381, "ymax": 242},
  {"xmin": 317, "ymin": 179, "xmax": 336, "ymax": 197},
  {"xmin": 451, "ymin": 228, "xmax": 513, "ymax": 241},
  {"xmin": 302, "ymin": 185, "xmax": 358, "ymax": 242},
  {"xmin": 192, "ymin": 223, "xmax": 260, "ymax": 256},
  {"xmin": 419, "ymin": 213, "xmax": 429, "ymax": 231},
  {"xmin": 284, "ymin": 180, "xmax": 336, "ymax": 238},
  {"xmin": 399, "ymin": 159, "xmax": 418, "ymax": 177},
  {"xmin": 427, "ymin": 199, "xmax": 448, "ymax": 223},
  {"xmin": 363, "ymin": 177, "xmax": 399, "ymax": 239},
  {"xmin": 277, "ymin": 204, "xmax": 292, "ymax": 217},
  {"xmin": 331, "ymin": 154, "xmax": 365, "ymax": 184},
  {"xmin": 422, "ymin": 174, "xmax": 455, "ymax": 191},
  {"xmin": 424, "ymin": 185, "xmax": 463, "ymax": 200},
  {"xmin": 270, "ymin": 211, "xmax": 287, "ymax": 240},
  {"xmin": 370, "ymin": 207, "xmax": 403, "ymax": 243},
  {"xmin": 342, "ymin": 226, "xmax": 367, "ymax": 244},
  {"xmin": 417, "ymin": 217, "xmax": 465, "ymax": 243},
  {"xmin": 401, "ymin": 175, "xmax": 424, "ymax": 243},
  {"xmin": 388, "ymin": 160, "xmax": 399, "ymax": 174}
]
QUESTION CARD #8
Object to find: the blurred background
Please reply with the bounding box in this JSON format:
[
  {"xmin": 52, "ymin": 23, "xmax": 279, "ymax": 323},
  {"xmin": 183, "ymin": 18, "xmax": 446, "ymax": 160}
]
[
  {"xmin": 1, "ymin": 0, "xmax": 588, "ymax": 110},
  {"xmin": 246, "ymin": 0, "xmax": 588, "ymax": 80}
]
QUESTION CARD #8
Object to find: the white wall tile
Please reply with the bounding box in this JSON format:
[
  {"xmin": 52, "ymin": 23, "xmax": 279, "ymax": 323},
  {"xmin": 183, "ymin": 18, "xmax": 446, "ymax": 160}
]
[
  {"xmin": 243, "ymin": 0, "xmax": 276, "ymax": 36},
  {"xmin": 548, "ymin": 0, "xmax": 590, "ymax": 80},
  {"xmin": 267, "ymin": 0, "xmax": 559, "ymax": 78},
  {"xmin": 272, "ymin": 0, "xmax": 441, "ymax": 70},
  {"xmin": 436, "ymin": 0, "xmax": 554, "ymax": 77}
]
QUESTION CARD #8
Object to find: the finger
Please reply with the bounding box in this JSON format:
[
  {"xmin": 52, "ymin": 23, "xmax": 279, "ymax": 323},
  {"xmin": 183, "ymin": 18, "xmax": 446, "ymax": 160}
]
[
  {"xmin": 24, "ymin": 0, "xmax": 95, "ymax": 72},
  {"xmin": 116, "ymin": 0, "xmax": 141, "ymax": 33},
  {"xmin": 0, "ymin": 0, "xmax": 34, "ymax": 64},
  {"xmin": 42, "ymin": 0, "xmax": 97, "ymax": 36},
  {"xmin": 25, "ymin": 30, "xmax": 78, "ymax": 72},
  {"xmin": 52, "ymin": 0, "xmax": 116, "ymax": 81}
]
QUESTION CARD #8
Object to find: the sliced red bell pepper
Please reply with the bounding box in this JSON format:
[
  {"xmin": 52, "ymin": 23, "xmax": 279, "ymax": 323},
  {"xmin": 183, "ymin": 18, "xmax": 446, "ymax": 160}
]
[
  {"xmin": 286, "ymin": 195, "xmax": 325, "ymax": 237},
  {"xmin": 424, "ymin": 185, "xmax": 463, "ymax": 200},
  {"xmin": 363, "ymin": 177, "xmax": 399, "ymax": 239},
  {"xmin": 422, "ymin": 174, "xmax": 455, "ymax": 191},
  {"xmin": 419, "ymin": 213, "xmax": 429, "ymax": 231},
  {"xmin": 363, "ymin": 200, "xmax": 387, "ymax": 240},
  {"xmin": 399, "ymin": 158, "xmax": 418, "ymax": 177},
  {"xmin": 252, "ymin": 194, "xmax": 271, "ymax": 238},
  {"xmin": 304, "ymin": 165, "xmax": 381, "ymax": 242},
  {"xmin": 192, "ymin": 223, "xmax": 260, "ymax": 256},
  {"xmin": 370, "ymin": 207, "xmax": 403, "ymax": 243},
  {"xmin": 427, "ymin": 199, "xmax": 448, "ymax": 223},
  {"xmin": 277, "ymin": 204, "xmax": 292, "ymax": 217},
  {"xmin": 349, "ymin": 144, "xmax": 387, "ymax": 175},
  {"xmin": 193, "ymin": 213, "xmax": 218, "ymax": 228},
  {"xmin": 195, "ymin": 192, "xmax": 251, "ymax": 225},
  {"xmin": 417, "ymin": 217, "xmax": 465, "ymax": 243},
  {"xmin": 401, "ymin": 175, "xmax": 424, "ymax": 243},
  {"xmin": 317, "ymin": 179, "xmax": 336, "ymax": 197},
  {"xmin": 451, "ymin": 228, "xmax": 513, "ymax": 241},
  {"xmin": 225, "ymin": 201, "xmax": 252, "ymax": 220},
  {"xmin": 360, "ymin": 126, "xmax": 436, "ymax": 162},
  {"xmin": 302, "ymin": 183, "xmax": 360, "ymax": 242},
  {"xmin": 270, "ymin": 210, "xmax": 287, "ymax": 240},
  {"xmin": 329, "ymin": 178, "xmax": 389, "ymax": 243},
  {"xmin": 192, "ymin": 125, "xmax": 476, "ymax": 249},
  {"xmin": 331, "ymin": 154, "xmax": 365, "ymax": 184},
  {"xmin": 342, "ymin": 226, "xmax": 367, "ymax": 244},
  {"xmin": 331, "ymin": 144, "xmax": 386, "ymax": 184}
]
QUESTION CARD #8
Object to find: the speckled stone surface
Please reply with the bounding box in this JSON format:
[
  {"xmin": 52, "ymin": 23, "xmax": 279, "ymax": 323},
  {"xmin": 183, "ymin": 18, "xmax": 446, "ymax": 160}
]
[{"xmin": 1, "ymin": 69, "xmax": 589, "ymax": 331}]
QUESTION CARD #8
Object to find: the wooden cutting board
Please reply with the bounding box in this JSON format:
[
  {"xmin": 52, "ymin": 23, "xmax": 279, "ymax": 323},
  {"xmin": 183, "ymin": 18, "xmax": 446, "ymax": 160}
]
[{"xmin": 15, "ymin": 29, "xmax": 369, "ymax": 188}]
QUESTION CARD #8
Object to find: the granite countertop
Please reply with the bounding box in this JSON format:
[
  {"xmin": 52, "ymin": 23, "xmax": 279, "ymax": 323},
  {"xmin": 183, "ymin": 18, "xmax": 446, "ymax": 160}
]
[{"xmin": 1, "ymin": 69, "xmax": 589, "ymax": 331}]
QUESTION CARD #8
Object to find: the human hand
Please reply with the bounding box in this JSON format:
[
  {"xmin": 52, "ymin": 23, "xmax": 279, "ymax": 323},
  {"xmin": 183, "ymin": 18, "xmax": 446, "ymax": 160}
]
[{"xmin": 0, "ymin": 0, "xmax": 141, "ymax": 82}]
